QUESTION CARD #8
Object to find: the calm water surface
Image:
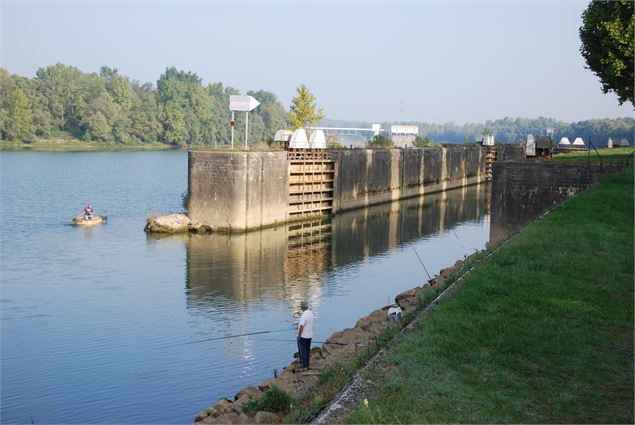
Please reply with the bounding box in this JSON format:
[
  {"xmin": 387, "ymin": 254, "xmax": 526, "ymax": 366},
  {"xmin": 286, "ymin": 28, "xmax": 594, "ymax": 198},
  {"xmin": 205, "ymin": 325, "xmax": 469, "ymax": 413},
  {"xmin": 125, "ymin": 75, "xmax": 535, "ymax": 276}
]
[{"xmin": 1, "ymin": 151, "xmax": 491, "ymax": 424}]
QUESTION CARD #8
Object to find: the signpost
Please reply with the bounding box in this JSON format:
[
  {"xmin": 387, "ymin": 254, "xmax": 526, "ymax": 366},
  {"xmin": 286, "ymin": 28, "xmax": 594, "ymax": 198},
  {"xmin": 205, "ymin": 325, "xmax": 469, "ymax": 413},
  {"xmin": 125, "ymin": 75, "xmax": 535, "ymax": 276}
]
[{"xmin": 229, "ymin": 95, "xmax": 260, "ymax": 150}]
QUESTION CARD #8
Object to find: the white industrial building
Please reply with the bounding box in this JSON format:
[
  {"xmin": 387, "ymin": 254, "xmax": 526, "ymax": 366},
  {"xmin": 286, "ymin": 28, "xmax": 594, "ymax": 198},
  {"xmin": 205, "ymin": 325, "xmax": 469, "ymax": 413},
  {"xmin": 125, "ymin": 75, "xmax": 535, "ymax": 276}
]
[
  {"xmin": 391, "ymin": 125, "xmax": 419, "ymax": 147},
  {"xmin": 558, "ymin": 137, "xmax": 571, "ymax": 146}
]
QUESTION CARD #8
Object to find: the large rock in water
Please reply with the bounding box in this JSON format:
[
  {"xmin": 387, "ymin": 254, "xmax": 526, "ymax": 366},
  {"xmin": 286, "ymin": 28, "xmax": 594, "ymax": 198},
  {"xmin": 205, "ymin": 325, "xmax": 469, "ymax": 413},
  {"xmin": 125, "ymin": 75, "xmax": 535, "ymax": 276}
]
[{"xmin": 145, "ymin": 213, "xmax": 191, "ymax": 233}]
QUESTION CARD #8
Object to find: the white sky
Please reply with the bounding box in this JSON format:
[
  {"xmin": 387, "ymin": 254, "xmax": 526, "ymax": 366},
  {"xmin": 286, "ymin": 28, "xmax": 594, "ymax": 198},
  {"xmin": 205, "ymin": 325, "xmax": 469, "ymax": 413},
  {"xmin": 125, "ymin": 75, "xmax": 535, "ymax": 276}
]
[{"xmin": 2, "ymin": 0, "xmax": 633, "ymax": 123}]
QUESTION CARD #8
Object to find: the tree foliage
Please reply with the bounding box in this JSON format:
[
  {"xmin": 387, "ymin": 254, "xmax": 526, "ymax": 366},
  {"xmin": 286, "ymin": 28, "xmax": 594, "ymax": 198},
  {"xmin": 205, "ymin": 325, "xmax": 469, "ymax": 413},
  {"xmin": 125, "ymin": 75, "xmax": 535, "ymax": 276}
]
[
  {"xmin": 0, "ymin": 63, "xmax": 288, "ymax": 146},
  {"xmin": 288, "ymin": 84, "xmax": 324, "ymax": 130},
  {"xmin": 322, "ymin": 116, "xmax": 634, "ymax": 146},
  {"xmin": 1, "ymin": 63, "xmax": 633, "ymax": 147},
  {"xmin": 413, "ymin": 135, "xmax": 437, "ymax": 148},
  {"xmin": 579, "ymin": 0, "xmax": 634, "ymax": 105}
]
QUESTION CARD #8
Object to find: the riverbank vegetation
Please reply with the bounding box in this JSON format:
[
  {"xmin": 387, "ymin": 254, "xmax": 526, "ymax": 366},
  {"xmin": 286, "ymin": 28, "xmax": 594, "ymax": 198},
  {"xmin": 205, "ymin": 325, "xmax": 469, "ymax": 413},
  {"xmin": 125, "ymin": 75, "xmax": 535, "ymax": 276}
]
[
  {"xmin": 341, "ymin": 166, "xmax": 633, "ymax": 423},
  {"xmin": 323, "ymin": 117, "xmax": 634, "ymax": 145},
  {"xmin": 0, "ymin": 65, "xmax": 287, "ymax": 148},
  {"xmin": 0, "ymin": 138, "xmax": 173, "ymax": 151},
  {"xmin": 2, "ymin": 65, "xmax": 633, "ymax": 149}
]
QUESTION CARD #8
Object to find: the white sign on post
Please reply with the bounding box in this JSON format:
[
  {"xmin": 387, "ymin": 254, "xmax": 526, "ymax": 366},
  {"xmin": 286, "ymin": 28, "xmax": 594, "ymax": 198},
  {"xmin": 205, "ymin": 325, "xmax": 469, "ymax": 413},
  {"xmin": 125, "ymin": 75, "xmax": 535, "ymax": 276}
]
[
  {"xmin": 229, "ymin": 95, "xmax": 260, "ymax": 150},
  {"xmin": 229, "ymin": 95, "xmax": 260, "ymax": 112}
]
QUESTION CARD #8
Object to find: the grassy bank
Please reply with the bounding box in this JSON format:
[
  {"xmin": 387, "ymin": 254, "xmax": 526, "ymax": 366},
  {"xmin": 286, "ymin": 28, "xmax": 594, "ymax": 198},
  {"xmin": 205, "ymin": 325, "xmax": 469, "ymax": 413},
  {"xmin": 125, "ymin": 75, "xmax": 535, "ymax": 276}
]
[
  {"xmin": 344, "ymin": 167, "xmax": 634, "ymax": 423},
  {"xmin": 0, "ymin": 139, "xmax": 176, "ymax": 152},
  {"xmin": 554, "ymin": 146, "xmax": 634, "ymax": 164}
]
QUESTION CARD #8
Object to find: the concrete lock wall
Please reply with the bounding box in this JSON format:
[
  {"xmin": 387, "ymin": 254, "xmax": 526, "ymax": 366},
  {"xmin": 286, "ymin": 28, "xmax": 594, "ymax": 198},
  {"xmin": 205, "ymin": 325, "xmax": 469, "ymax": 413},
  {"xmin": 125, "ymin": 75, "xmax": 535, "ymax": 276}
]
[
  {"xmin": 187, "ymin": 147, "xmax": 488, "ymax": 232},
  {"xmin": 489, "ymin": 160, "xmax": 627, "ymax": 244},
  {"xmin": 188, "ymin": 151, "xmax": 289, "ymax": 232},
  {"xmin": 331, "ymin": 147, "xmax": 485, "ymax": 212}
]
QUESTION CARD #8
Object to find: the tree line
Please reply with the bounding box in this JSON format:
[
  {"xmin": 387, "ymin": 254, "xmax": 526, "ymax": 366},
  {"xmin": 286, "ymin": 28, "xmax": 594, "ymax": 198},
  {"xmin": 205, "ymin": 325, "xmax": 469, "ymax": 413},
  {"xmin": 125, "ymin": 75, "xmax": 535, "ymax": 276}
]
[
  {"xmin": 0, "ymin": 64, "xmax": 287, "ymax": 146},
  {"xmin": 1, "ymin": 63, "xmax": 632, "ymax": 147},
  {"xmin": 322, "ymin": 117, "xmax": 634, "ymax": 146}
]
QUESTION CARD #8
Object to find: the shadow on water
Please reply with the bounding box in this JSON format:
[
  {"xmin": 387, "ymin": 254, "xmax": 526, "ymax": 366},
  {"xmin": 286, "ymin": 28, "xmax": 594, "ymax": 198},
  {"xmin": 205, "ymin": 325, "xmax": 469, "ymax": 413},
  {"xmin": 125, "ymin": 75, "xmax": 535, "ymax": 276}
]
[{"xmin": 175, "ymin": 183, "xmax": 491, "ymax": 307}]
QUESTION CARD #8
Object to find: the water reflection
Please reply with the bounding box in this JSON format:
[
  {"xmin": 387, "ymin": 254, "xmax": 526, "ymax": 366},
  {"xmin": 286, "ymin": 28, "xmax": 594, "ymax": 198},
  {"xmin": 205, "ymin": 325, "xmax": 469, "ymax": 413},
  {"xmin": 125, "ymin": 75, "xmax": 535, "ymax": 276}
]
[{"xmin": 185, "ymin": 184, "xmax": 490, "ymax": 308}]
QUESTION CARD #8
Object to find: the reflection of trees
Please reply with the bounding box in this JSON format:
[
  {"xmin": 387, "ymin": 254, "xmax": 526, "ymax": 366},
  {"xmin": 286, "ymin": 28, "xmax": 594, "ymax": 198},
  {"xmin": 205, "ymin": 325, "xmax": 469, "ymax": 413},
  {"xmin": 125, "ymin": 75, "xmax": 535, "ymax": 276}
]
[{"xmin": 185, "ymin": 183, "xmax": 488, "ymax": 307}]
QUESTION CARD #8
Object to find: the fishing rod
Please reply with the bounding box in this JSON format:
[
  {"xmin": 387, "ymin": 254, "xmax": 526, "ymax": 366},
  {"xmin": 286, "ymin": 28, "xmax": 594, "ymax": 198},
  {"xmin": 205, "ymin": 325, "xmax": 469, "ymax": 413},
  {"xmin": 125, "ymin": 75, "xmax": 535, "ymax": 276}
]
[
  {"xmin": 167, "ymin": 328, "xmax": 295, "ymax": 348},
  {"xmin": 412, "ymin": 246, "xmax": 433, "ymax": 282},
  {"xmin": 250, "ymin": 337, "xmax": 354, "ymax": 346}
]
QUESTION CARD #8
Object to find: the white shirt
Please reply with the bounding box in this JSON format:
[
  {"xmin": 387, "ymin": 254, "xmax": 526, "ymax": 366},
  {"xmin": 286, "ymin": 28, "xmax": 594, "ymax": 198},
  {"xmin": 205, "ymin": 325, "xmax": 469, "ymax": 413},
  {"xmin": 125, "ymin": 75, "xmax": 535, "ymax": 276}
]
[{"xmin": 298, "ymin": 309, "xmax": 314, "ymax": 339}]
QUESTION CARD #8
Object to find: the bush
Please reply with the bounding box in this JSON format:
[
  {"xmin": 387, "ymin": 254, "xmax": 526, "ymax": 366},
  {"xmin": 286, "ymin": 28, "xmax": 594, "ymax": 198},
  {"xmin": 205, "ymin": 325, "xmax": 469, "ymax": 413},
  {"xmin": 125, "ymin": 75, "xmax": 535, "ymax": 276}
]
[
  {"xmin": 241, "ymin": 386, "xmax": 294, "ymax": 415},
  {"xmin": 327, "ymin": 135, "xmax": 343, "ymax": 149},
  {"xmin": 367, "ymin": 134, "xmax": 393, "ymax": 148},
  {"xmin": 413, "ymin": 135, "xmax": 437, "ymax": 148}
]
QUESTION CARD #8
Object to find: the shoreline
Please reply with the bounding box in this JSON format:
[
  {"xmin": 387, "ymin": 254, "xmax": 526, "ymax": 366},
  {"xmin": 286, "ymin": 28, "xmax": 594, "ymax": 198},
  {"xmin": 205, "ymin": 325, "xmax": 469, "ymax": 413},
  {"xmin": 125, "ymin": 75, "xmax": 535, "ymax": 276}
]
[
  {"xmin": 335, "ymin": 166, "xmax": 634, "ymax": 424},
  {"xmin": 0, "ymin": 139, "xmax": 182, "ymax": 152},
  {"xmin": 192, "ymin": 250, "xmax": 490, "ymax": 424},
  {"xmin": 193, "ymin": 162, "xmax": 633, "ymax": 425}
]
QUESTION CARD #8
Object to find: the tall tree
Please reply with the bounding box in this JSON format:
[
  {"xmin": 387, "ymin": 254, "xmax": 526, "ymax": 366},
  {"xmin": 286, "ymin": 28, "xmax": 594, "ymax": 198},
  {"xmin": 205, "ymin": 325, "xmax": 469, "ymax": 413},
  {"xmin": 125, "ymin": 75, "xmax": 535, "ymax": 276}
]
[
  {"xmin": 5, "ymin": 87, "xmax": 34, "ymax": 141},
  {"xmin": 129, "ymin": 81, "xmax": 161, "ymax": 143},
  {"xmin": 579, "ymin": 0, "xmax": 634, "ymax": 105},
  {"xmin": 100, "ymin": 66, "xmax": 133, "ymax": 112},
  {"xmin": 288, "ymin": 85, "xmax": 324, "ymax": 130},
  {"xmin": 157, "ymin": 67, "xmax": 213, "ymax": 145}
]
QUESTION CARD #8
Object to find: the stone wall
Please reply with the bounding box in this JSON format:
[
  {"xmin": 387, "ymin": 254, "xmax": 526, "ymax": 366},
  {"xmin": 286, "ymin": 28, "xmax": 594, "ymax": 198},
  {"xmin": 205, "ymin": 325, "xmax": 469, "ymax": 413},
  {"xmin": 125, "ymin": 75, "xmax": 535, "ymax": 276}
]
[
  {"xmin": 332, "ymin": 147, "xmax": 485, "ymax": 212},
  {"xmin": 188, "ymin": 151, "xmax": 289, "ymax": 232},
  {"xmin": 490, "ymin": 160, "xmax": 627, "ymax": 243}
]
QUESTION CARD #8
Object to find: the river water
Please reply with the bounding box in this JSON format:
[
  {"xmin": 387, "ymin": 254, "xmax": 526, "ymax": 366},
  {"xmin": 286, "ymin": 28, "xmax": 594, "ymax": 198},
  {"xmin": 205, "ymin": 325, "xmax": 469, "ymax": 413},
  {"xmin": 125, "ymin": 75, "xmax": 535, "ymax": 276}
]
[{"xmin": 1, "ymin": 150, "xmax": 491, "ymax": 424}]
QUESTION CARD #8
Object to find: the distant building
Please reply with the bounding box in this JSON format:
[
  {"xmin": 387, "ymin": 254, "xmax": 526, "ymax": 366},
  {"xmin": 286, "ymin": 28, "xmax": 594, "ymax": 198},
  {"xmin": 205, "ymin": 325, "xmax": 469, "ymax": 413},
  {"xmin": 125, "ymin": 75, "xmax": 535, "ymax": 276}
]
[
  {"xmin": 536, "ymin": 136, "xmax": 554, "ymax": 157},
  {"xmin": 559, "ymin": 137, "xmax": 571, "ymax": 146},
  {"xmin": 619, "ymin": 138, "xmax": 630, "ymax": 147},
  {"xmin": 607, "ymin": 138, "xmax": 614, "ymax": 149},
  {"xmin": 391, "ymin": 125, "xmax": 419, "ymax": 148},
  {"xmin": 527, "ymin": 134, "xmax": 554, "ymax": 157},
  {"xmin": 483, "ymin": 134, "xmax": 495, "ymax": 146}
]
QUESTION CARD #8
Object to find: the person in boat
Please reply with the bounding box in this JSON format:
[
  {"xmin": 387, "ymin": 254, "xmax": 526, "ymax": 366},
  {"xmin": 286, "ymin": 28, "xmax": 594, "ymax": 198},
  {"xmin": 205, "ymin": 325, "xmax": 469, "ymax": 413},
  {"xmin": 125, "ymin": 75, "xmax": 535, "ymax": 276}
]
[
  {"xmin": 296, "ymin": 301, "xmax": 314, "ymax": 372},
  {"xmin": 83, "ymin": 204, "xmax": 95, "ymax": 220}
]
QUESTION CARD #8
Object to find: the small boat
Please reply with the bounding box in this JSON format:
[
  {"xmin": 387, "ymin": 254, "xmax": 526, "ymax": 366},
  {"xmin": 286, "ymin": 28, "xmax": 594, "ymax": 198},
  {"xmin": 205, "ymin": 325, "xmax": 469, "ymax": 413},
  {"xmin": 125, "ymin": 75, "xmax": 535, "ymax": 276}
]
[{"xmin": 73, "ymin": 215, "xmax": 106, "ymax": 226}]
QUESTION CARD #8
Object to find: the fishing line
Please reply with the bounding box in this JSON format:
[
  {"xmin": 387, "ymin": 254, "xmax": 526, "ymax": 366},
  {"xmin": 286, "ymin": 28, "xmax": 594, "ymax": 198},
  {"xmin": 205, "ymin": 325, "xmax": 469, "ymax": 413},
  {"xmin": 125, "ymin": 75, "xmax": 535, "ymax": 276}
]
[
  {"xmin": 412, "ymin": 246, "xmax": 433, "ymax": 282},
  {"xmin": 452, "ymin": 230, "xmax": 478, "ymax": 253},
  {"xmin": 166, "ymin": 327, "xmax": 295, "ymax": 348},
  {"xmin": 250, "ymin": 337, "xmax": 352, "ymax": 346}
]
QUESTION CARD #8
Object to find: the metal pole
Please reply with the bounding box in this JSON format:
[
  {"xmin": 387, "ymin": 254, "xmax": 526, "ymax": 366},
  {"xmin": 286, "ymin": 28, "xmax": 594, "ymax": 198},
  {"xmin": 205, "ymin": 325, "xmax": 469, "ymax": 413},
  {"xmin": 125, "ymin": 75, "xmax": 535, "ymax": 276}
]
[
  {"xmin": 230, "ymin": 111, "xmax": 235, "ymax": 149},
  {"xmin": 244, "ymin": 111, "xmax": 249, "ymax": 150}
]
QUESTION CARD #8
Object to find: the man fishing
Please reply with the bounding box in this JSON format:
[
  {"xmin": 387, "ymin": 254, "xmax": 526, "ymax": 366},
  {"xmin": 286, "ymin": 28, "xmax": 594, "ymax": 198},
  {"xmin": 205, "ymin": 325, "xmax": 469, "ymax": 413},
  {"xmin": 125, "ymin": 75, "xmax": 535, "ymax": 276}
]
[
  {"xmin": 297, "ymin": 301, "xmax": 313, "ymax": 371},
  {"xmin": 83, "ymin": 203, "xmax": 95, "ymax": 220}
]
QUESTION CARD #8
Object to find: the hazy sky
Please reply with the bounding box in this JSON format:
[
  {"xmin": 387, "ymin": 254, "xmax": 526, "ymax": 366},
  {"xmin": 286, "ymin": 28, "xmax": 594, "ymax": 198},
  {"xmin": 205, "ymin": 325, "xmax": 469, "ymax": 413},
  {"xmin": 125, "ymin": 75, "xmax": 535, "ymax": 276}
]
[{"xmin": 2, "ymin": 0, "xmax": 633, "ymax": 123}]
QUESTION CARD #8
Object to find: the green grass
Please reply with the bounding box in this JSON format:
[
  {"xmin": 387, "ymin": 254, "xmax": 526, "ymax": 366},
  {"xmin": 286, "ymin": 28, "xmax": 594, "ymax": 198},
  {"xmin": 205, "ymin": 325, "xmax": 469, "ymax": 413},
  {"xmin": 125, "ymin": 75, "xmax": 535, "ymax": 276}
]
[
  {"xmin": 554, "ymin": 147, "xmax": 634, "ymax": 164},
  {"xmin": 344, "ymin": 167, "xmax": 634, "ymax": 424},
  {"xmin": 281, "ymin": 266, "xmax": 477, "ymax": 423}
]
